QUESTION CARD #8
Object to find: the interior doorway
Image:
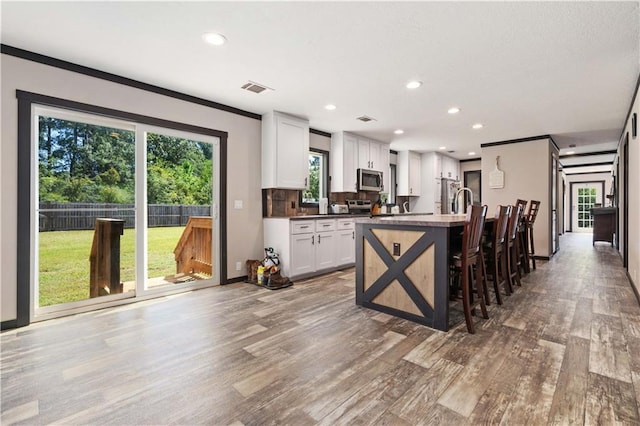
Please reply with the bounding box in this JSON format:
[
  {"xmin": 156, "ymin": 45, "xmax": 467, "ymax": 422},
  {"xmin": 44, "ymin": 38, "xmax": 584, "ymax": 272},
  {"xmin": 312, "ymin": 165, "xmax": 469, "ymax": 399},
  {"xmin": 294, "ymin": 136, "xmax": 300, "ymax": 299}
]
[{"xmin": 569, "ymin": 181, "xmax": 604, "ymax": 233}]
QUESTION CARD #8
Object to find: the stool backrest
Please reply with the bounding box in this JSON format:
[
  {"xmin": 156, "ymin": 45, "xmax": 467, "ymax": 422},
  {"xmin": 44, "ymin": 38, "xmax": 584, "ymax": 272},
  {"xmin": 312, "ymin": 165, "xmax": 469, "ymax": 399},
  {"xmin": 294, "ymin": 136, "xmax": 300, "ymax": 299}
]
[
  {"xmin": 508, "ymin": 203, "xmax": 524, "ymax": 243},
  {"xmin": 463, "ymin": 204, "xmax": 488, "ymax": 259},
  {"xmin": 527, "ymin": 200, "xmax": 541, "ymax": 226},
  {"xmin": 493, "ymin": 204, "xmax": 512, "ymax": 248}
]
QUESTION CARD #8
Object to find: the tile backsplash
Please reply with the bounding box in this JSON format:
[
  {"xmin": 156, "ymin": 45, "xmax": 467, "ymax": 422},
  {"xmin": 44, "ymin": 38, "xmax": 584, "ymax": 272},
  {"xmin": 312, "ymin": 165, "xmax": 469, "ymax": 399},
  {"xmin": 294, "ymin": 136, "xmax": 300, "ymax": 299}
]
[{"xmin": 262, "ymin": 189, "xmax": 383, "ymax": 217}]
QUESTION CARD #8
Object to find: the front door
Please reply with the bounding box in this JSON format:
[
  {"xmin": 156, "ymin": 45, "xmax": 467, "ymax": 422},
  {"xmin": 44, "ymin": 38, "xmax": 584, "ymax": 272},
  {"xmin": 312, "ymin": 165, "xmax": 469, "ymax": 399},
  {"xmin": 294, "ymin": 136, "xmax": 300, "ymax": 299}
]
[{"xmin": 571, "ymin": 182, "xmax": 603, "ymax": 233}]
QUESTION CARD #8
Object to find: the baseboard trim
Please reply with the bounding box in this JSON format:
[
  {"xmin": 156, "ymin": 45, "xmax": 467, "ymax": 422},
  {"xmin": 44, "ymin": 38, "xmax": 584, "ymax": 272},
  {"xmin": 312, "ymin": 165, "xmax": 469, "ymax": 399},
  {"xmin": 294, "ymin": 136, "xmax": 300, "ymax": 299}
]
[
  {"xmin": 627, "ymin": 271, "xmax": 640, "ymax": 306},
  {"xmin": 1, "ymin": 320, "xmax": 18, "ymax": 331},
  {"xmin": 224, "ymin": 275, "xmax": 248, "ymax": 285},
  {"xmin": 533, "ymin": 255, "xmax": 550, "ymax": 261}
]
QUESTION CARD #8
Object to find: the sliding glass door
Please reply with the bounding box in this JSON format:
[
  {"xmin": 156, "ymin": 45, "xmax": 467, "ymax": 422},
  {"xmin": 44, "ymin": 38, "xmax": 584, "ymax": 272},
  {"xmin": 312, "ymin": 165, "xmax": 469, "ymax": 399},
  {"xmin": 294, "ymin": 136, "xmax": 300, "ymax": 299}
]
[{"xmin": 33, "ymin": 107, "xmax": 219, "ymax": 319}]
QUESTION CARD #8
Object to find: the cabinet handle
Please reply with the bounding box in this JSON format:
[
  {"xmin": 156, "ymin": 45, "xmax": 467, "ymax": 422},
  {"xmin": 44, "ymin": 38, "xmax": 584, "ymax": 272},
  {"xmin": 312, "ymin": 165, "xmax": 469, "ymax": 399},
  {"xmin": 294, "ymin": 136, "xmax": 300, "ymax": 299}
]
[
  {"xmin": 312, "ymin": 235, "xmax": 314, "ymax": 245},
  {"xmin": 318, "ymin": 234, "xmax": 321, "ymax": 243},
  {"xmin": 304, "ymin": 177, "xmax": 308, "ymax": 187},
  {"xmin": 352, "ymin": 231, "xmax": 354, "ymax": 239},
  {"xmin": 300, "ymin": 225, "xmax": 309, "ymax": 229},
  {"xmin": 371, "ymin": 161, "xmax": 374, "ymax": 168},
  {"xmin": 323, "ymin": 224, "xmax": 330, "ymax": 227}
]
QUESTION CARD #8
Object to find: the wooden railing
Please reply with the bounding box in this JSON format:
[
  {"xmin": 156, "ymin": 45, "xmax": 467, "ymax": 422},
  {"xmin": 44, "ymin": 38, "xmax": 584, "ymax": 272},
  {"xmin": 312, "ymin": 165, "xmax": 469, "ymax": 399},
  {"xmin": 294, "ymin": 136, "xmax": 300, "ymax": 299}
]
[
  {"xmin": 174, "ymin": 216, "xmax": 212, "ymax": 276},
  {"xmin": 89, "ymin": 218, "xmax": 124, "ymax": 297}
]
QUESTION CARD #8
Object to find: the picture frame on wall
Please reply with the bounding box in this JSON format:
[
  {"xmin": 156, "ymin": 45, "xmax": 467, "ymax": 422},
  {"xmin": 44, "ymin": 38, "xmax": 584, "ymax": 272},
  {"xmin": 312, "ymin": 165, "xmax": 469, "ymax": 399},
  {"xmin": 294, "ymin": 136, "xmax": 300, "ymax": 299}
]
[{"xmin": 632, "ymin": 113, "xmax": 637, "ymax": 138}]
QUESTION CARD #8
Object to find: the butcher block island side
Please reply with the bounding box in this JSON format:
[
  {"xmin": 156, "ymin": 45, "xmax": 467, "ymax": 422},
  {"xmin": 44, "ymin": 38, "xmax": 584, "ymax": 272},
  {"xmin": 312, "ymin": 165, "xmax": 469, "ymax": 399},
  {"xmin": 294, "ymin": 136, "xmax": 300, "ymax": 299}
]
[{"xmin": 355, "ymin": 214, "xmax": 472, "ymax": 331}]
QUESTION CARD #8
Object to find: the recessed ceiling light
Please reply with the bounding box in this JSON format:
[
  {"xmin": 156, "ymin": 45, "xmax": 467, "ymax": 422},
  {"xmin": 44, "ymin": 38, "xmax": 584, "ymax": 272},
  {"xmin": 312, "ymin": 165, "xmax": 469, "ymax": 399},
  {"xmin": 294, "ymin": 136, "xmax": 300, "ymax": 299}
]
[
  {"xmin": 406, "ymin": 80, "xmax": 422, "ymax": 89},
  {"xmin": 439, "ymin": 146, "xmax": 447, "ymax": 150},
  {"xmin": 468, "ymin": 152, "xmax": 476, "ymax": 156},
  {"xmin": 472, "ymin": 123, "xmax": 483, "ymax": 129},
  {"xmin": 394, "ymin": 129, "xmax": 404, "ymax": 135},
  {"xmin": 448, "ymin": 107, "xmax": 461, "ymax": 114},
  {"xmin": 325, "ymin": 104, "xmax": 336, "ymax": 111},
  {"xmin": 202, "ymin": 32, "xmax": 227, "ymax": 46},
  {"xmin": 566, "ymin": 151, "xmax": 575, "ymax": 155}
]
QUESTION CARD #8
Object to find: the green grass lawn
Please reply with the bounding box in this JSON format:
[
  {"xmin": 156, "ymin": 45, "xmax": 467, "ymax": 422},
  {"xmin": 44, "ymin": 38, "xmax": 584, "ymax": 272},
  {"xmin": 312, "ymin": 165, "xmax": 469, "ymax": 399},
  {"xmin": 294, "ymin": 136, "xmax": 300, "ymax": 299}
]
[{"xmin": 38, "ymin": 226, "xmax": 185, "ymax": 307}]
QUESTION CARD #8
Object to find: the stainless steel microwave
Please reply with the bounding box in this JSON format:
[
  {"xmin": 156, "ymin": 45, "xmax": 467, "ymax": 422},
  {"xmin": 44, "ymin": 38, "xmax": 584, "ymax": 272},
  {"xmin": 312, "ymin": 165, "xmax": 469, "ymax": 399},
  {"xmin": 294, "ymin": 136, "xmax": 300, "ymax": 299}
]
[{"xmin": 357, "ymin": 168, "xmax": 383, "ymax": 192}]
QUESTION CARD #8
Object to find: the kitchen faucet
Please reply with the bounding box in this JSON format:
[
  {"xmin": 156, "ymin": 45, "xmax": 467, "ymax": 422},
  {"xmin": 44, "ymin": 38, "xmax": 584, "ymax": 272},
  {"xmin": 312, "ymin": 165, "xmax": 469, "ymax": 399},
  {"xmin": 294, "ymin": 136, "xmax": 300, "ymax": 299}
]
[{"xmin": 454, "ymin": 187, "xmax": 473, "ymax": 214}]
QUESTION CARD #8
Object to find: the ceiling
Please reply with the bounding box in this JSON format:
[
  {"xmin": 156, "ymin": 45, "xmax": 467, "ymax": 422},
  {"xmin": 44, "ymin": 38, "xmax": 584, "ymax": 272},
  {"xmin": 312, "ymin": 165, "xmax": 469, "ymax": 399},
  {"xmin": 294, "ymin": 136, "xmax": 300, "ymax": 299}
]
[{"xmin": 2, "ymin": 1, "xmax": 639, "ymax": 167}]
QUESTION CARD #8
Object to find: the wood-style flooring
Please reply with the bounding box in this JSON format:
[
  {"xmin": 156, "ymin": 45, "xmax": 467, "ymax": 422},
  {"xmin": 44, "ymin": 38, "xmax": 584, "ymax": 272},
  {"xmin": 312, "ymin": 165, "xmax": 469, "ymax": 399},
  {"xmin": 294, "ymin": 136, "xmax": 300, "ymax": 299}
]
[{"xmin": 2, "ymin": 233, "xmax": 640, "ymax": 425}]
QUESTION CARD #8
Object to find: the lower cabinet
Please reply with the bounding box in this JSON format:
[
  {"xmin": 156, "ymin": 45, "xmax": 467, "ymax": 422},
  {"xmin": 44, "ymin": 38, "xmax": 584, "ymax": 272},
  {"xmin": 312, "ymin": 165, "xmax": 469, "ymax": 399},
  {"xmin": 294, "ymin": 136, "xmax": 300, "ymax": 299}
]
[
  {"xmin": 336, "ymin": 219, "xmax": 356, "ymax": 265},
  {"xmin": 264, "ymin": 217, "xmax": 355, "ymax": 280}
]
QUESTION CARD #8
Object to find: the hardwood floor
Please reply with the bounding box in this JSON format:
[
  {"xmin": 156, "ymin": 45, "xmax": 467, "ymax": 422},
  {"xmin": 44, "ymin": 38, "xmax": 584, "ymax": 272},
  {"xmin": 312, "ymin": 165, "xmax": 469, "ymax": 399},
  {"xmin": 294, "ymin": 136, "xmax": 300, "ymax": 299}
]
[{"xmin": 2, "ymin": 233, "xmax": 639, "ymax": 425}]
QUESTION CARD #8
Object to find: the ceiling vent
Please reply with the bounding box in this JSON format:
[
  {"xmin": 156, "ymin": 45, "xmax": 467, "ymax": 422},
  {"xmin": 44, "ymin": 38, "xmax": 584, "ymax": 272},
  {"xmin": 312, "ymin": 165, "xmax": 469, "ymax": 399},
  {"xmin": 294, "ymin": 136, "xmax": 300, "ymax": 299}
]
[
  {"xmin": 447, "ymin": 150, "xmax": 455, "ymax": 154},
  {"xmin": 356, "ymin": 115, "xmax": 377, "ymax": 123},
  {"xmin": 241, "ymin": 81, "xmax": 273, "ymax": 94}
]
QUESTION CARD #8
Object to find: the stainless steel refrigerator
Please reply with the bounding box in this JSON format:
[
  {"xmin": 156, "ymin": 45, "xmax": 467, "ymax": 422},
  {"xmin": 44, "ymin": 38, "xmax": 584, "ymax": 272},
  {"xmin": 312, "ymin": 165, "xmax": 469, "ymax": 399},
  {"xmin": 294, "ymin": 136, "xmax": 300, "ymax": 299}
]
[{"xmin": 441, "ymin": 178, "xmax": 461, "ymax": 214}]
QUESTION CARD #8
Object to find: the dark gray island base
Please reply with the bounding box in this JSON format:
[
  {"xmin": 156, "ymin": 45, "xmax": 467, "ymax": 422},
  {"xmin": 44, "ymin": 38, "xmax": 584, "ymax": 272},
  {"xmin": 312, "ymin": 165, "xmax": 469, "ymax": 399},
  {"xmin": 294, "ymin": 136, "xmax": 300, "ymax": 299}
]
[{"xmin": 355, "ymin": 214, "xmax": 468, "ymax": 331}]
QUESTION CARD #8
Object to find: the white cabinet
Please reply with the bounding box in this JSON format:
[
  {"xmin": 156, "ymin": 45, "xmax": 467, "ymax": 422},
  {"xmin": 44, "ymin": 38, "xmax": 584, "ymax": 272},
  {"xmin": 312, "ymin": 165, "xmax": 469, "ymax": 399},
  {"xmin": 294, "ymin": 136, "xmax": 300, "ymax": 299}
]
[
  {"xmin": 262, "ymin": 111, "xmax": 310, "ymax": 189},
  {"xmin": 290, "ymin": 233, "xmax": 315, "ymax": 277},
  {"xmin": 264, "ymin": 218, "xmax": 355, "ymax": 280},
  {"xmin": 315, "ymin": 219, "xmax": 337, "ymax": 270},
  {"xmin": 330, "ymin": 132, "xmax": 359, "ymax": 192},
  {"xmin": 379, "ymin": 147, "xmax": 390, "ymax": 194},
  {"xmin": 358, "ymin": 138, "xmax": 385, "ymax": 171},
  {"xmin": 332, "ymin": 133, "xmax": 390, "ymax": 193},
  {"xmin": 440, "ymin": 155, "xmax": 459, "ymax": 180},
  {"xmin": 397, "ymin": 151, "xmax": 421, "ymax": 196},
  {"xmin": 336, "ymin": 219, "xmax": 356, "ymax": 264}
]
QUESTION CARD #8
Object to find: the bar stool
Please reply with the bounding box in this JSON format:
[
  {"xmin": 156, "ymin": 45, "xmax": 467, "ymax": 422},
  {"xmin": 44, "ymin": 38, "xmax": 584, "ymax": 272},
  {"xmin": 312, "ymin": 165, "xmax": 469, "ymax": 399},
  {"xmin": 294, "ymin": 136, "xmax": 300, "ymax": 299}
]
[
  {"xmin": 515, "ymin": 199, "xmax": 530, "ymax": 275},
  {"xmin": 507, "ymin": 203, "xmax": 524, "ymax": 289},
  {"xmin": 483, "ymin": 205, "xmax": 512, "ymax": 305},
  {"xmin": 525, "ymin": 200, "xmax": 541, "ymax": 270},
  {"xmin": 450, "ymin": 204, "xmax": 489, "ymax": 334}
]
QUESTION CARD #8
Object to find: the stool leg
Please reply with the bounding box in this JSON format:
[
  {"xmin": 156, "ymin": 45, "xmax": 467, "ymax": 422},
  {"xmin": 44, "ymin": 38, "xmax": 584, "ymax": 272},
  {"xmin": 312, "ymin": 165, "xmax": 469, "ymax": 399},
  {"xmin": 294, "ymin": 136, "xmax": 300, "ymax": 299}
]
[
  {"xmin": 475, "ymin": 259, "xmax": 489, "ymax": 319},
  {"xmin": 462, "ymin": 263, "xmax": 475, "ymax": 334},
  {"xmin": 492, "ymin": 250, "xmax": 503, "ymax": 305},
  {"xmin": 529, "ymin": 226, "xmax": 536, "ymax": 270}
]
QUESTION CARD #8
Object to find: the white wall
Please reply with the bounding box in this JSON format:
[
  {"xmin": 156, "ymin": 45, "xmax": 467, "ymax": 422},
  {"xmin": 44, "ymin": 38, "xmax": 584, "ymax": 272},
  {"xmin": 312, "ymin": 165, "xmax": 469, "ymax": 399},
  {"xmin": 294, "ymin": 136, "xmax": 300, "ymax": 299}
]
[
  {"xmin": 1, "ymin": 54, "xmax": 264, "ymax": 322},
  {"xmin": 617, "ymin": 78, "xmax": 640, "ymax": 291},
  {"xmin": 562, "ymin": 172, "xmax": 613, "ymax": 232},
  {"xmin": 481, "ymin": 138, "xmax": 554, "ymax": 257}
]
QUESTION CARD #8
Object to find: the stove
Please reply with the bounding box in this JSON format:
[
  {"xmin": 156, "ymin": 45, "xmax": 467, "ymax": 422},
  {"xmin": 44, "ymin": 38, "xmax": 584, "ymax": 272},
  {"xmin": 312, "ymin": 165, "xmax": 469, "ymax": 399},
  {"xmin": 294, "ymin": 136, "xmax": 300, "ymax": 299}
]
[{"xmin": 346, "ymin": 199, "xmax": 372, "ymax": 215}]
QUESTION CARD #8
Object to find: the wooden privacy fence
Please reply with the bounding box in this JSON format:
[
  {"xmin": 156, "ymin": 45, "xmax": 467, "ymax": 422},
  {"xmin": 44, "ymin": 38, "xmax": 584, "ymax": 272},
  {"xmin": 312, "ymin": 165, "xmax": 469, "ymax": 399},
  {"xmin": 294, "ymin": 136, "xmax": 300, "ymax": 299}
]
[
  {"xmin": 174, "ymin": 217, "xmax": 212, "ymax": 276},
  {"xmin": 39, "ymin": 202, "xmax": 211, "ymax": 231},
  {"xmin": 89, "ymin": 218, "xmax": 124, "ymax": 298}
]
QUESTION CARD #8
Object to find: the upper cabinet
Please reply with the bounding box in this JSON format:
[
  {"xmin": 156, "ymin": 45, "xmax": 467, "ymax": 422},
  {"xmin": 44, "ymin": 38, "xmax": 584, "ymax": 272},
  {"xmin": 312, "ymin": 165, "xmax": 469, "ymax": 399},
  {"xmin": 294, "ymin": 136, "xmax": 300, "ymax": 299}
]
[
  {"xmin": 331, "ymin": 132, "xmax": 390, "ymax": 193},
  {"xmin": 262, "ymin": 111, "xmax": 310, "ymax": 189},
  {"xmin": 358, "ymin": 138, "xmax": 384, "ymax": 171},
  {"xmin": 397, "ymin": 151, "xmax": 421, "ymax": 196},
  {"xmin": 439, "ymin": 155, "xmax": 459, "ymax": 180},
  {"xmin": 330, "ymin": 132, "xmax": 359, "ymax": 193}
]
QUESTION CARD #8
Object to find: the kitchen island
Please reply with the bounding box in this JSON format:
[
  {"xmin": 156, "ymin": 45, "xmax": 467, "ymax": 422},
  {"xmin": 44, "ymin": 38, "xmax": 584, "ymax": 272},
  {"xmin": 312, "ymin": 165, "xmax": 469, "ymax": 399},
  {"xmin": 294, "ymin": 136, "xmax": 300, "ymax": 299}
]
[{"xmin": 355, "ymin": 214, "xmax": 469, "ymax": 331}]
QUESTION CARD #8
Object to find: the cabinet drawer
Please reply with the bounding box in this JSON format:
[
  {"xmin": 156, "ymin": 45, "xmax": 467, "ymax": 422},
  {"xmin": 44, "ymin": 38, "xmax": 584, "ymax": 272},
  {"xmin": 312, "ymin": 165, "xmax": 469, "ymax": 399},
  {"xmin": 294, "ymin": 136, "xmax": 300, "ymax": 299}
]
[
  {"xmin": 291, "ymin": 221, "xmax": 315, "ymax": 234},
  {"xmin": 337, "ymin": 219, "xmax": 355, "ymax": 230},
  {"xmin": 315, "ymin": 219, "xmax": 336, "ymax": 232}
]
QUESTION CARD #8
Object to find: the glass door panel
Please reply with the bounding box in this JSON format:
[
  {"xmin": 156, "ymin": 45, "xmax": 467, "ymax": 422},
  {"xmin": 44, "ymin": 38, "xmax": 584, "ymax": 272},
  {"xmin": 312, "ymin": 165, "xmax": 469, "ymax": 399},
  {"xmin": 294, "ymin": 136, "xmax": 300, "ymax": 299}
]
[
  {"xmin": 36, "ymin": 114, "xmax": 136, "ymax": 310},
  {"xmin": 145, "ymin": 132, "xmax": 214, "ymax": 289},
  {"xmin": 571, "ymin": 183, "xmax": 601, "ymax": 233}
]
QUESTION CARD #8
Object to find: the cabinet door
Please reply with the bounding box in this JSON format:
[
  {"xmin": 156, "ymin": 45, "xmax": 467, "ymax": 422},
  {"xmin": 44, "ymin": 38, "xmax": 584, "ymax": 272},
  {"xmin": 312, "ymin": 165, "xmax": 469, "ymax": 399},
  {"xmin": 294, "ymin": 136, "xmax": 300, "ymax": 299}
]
[
  {"xmin": 290, "ymin": 233, "xmax": 315, "ymax": 276},
  {"xmin": 379, "ymin": 145, "xmax": 390, "ymax": 193},
  {"xmin": 336, "ymin": 229, "xmax": 355, "ymax": 265},
  {"xmin": 358, "ymin": 139, "xmax": 371, "ymax": 169},
  {"xmin": 315, "ymin": 232, "xmax": 336, "ymax": 270},
  {"xmin": 344, "ymin": 134, "xmax": 359, "ymax": 192},
  {"xmin": 368, "ymin": 142, "xmax": 382, "ymax": 171},
  {"xmin": 276, "ymin": 115, "xmax": 309, "ymax": 188},
  {"xmin": 409, "ymin": 152, "xmax": 421, "ymax": 195}
]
